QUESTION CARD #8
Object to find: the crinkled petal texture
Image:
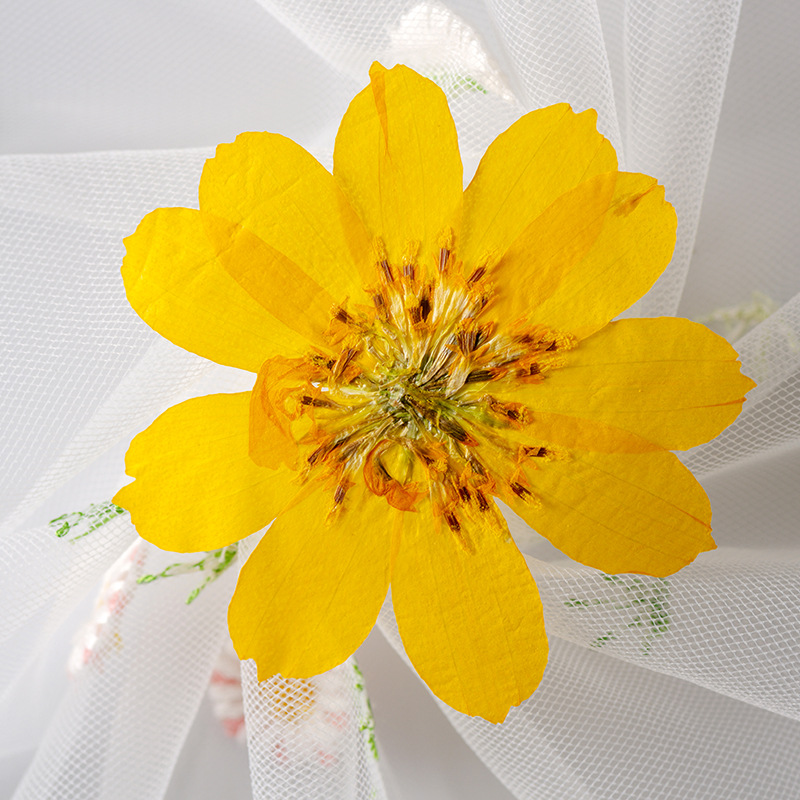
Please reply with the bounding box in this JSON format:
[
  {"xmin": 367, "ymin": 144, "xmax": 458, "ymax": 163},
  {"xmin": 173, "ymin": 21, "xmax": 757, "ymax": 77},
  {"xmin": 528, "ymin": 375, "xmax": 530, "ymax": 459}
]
[
  {"xmin": 121, "ymin": 208, "xmax": 320, "ymax": 371},
  {"xmin": 500, "ymin": 317, "xmax": 755, "ymax": 451},
  {"xmin": 114, "ymin": 393, "xmax": 296, "ymax": 552},
  {"xmin": 229, "ymin": 482, "xmax": 399, "ymax": 679},
  {"xmin": 334, "ymin": 62, "xmax": 463, "ymax": 266},
  {"xmin": 392, "ymin": 501, "xmax": 548, "ymax": 724},
  {"xmin": 490, "ymin": 172, "xmax": 677, "ymax": 338},
  {"xmin": 506, "ymin": 449, "xmax": 715, "ymax": 576},
  {"xmin": 199, "ymin": 131, "xmax": 374, "ymax": 295},
  {"xmin": 460, "ymin": 103, "xmax": 617, "ymax": 273}
]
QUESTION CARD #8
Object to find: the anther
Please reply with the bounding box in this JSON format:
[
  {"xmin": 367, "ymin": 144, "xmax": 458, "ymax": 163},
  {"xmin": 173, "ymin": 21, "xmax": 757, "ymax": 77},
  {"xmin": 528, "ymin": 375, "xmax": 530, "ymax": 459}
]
[
  {"xmin": 524, "ymin": 446, "xmax": 548, "ymax": 458},
  {"xmin": 438, "ymin": 247, "xmax": 451, "ymax": 274},
  {"xmin": 310, "ymin": 354, "xmax": 336, "ymax": 371},
  {"xmin": 300, "ymin": 395, "xmax": 335, "ymax": 408},
  {"xmin": 510, "ymin": 482, "xmax": 532, "ymax": 499},
  {"xmin": 333, "ymin": 482, "xmax": 348, "ymax": 506},
  {"xmin": 474, "ymin": 489, "xmax": 490, "ymax": 512},
  {"xmin": 307, "ymin": 445, "xmax": 325, "ymax": 466},
  {"xmin": 444, "ymin": 510, "xmax": 461, "ymax": 532},
  {"xmin": 467, "ymin": 265, "xmax": 485, "ymax": 285},
  {"xmin": 516, "ymin": 363, "xmax": 541, "ymax": 378},
  {"xmin": 465, "ymin": 368, "xmax": 494, "ymax": 384},
  {"xmin": 439, "ymin": 418, "xmax": 476, "ymax": 445},
  {"xmin": 458, "ymin": 485, "xmax": 472, "ymax": 503},
  {"xmin": 418, "ymin": 286, "xmax": 432, "ymax": 321},
  {"xmin": 333, "ymin": 306, "xmax": 353, "ymax": 324}
]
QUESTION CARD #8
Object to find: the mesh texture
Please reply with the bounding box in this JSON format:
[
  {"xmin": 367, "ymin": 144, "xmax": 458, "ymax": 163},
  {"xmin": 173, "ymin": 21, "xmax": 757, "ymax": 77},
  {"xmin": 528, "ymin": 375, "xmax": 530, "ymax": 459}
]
[{"xmin": 2, "ymin": 0, "xmax": 800, "ymax": 797}]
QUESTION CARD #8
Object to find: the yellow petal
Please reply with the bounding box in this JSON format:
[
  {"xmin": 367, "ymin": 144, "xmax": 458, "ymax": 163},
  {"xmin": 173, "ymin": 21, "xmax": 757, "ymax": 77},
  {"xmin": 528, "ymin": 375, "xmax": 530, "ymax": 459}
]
[
  {"xmin": 392, "ymin": 500, "xmax": 548, "ymax": 723},
  {"xmin": 114, "ymin": 392, "xmax": 295, "ymax": 552},
  {"xmin": 500, "ymin": 317, "xmax": 756, "ymax": 450},
  {"xmin": 460, "ymin": 104, "xmax": 617, "ymax": 272},
  {"xmin": 229, "ymin": 481, "xmax": 399, "ymax": 679},
  {"xmin": 471, "ymin": 410, "xmax": 663, "ymax": 456},
  {"xmin": 200, "ymin": 131, "xmax": 373, "ymax": 297},
  {"xmin": 491, "ymin": 172, "xmax": 676, "ymax": 338},
  {"xmin": 122, "ymin": 207, "xmax": 312, "ymax": 372},
  {"xmin": 249, "ymin": 356, "xmax": 314, "ymax": 470},
  {"xmin": 334, "ymin": 62, "xmax": 463, "ymax": 270},
  {"xmin": 203, "ymin": 213, "xmax": 337, "ymax": 346},
  {"xmin": 506, "ymin": 448, "xmax": 715, "ymax": 577}
]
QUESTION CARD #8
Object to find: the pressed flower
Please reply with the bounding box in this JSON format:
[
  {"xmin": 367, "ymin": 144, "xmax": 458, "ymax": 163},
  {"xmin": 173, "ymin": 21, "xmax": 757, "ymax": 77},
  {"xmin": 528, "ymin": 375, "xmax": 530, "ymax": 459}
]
[{"xmin": 114, "ymin": 63, "xmax": 755, "ymax": 723}]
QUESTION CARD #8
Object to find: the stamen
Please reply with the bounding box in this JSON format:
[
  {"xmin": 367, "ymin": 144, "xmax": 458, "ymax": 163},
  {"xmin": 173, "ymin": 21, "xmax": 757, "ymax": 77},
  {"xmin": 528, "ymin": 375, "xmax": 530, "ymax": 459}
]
[
  {"xmin": 332, "ymin": 347, "xmax": 359, "ymax": 380},
  {"xmin": 438, "ymin": 418, "xmax": 477, "ymax": 446},
  {"xmin": 402, "ymin": 241, "xmax": 419, "ymax": 283},
  {"xmin": 465, "ymin": 368, "xmax": 494, "ymax": 384},
  {"xmin": 524, "ymin": 446, "xmax": 548, "ymax": 458},
  {"xmin": 333, "ymin": 306, "xmax": 353, "ymax": 325},
  {"xmin": 310, "ymin": 354, "xmax": 337, "ymax": 372},
  {"xmin": 418, "ymin": 285, "xmax": 432, "ymax": 321},
  {"xmin": 333, "ymin": 482, "xmax": 349, "ymax": 506},
  {"xmin": 437, "ymin": 228, "xmax": 454, "ymax": 275},
  {"xmin": 300, "ymin": 395, "xmax": 335, "ymax": 408},
  {"xmin": 467, "ymin": 265, "xmax": 485, "ymax": 285},
  {"xmin": 516, "ymin": 363, "xmax": 541, "ymax": 378},
  {"xmin": 510, "ymin": 481, "xmax": 531, "ymax": 499},
  {"xmin": 444, "ymin": 510, "xmax": 460, "ymax": 532},
  {"xmin": 266, "ymin": 236, "xmax": 572, "ymax": 522}
]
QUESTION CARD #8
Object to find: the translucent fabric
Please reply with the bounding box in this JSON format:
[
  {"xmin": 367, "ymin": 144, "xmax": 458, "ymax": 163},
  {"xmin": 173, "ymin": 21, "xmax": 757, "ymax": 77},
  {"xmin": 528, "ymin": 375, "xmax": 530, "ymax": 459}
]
[{"xmin": 2, "ymin": 1, "xmax": 799, "ymax": 798}]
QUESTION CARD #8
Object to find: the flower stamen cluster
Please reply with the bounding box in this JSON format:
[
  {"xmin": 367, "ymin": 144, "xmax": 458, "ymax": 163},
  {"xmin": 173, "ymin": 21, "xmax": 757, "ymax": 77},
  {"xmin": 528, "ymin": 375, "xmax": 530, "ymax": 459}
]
[{"xmin": 259, "ymin": 236, "xmax": 573, "ymax": 545}]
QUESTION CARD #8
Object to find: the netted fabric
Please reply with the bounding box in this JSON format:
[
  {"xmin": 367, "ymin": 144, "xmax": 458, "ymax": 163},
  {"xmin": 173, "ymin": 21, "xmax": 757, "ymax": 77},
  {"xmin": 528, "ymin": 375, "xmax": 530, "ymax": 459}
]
[
  {"xmin": 2, "ymin": 0, "xmax": 800, "ymax": 798},
  {"xmin": 7, "ymin": 531, "xmax": 235, "ymax": 800},
  {"xmin": 241, "ymin": 660, "xmax": 386, "ymax": 800}
]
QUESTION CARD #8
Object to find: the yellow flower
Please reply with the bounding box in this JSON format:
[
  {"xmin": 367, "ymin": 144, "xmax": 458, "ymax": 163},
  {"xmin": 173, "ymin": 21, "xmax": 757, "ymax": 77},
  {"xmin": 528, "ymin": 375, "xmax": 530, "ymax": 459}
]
[{"xmin": 114, "ymin": 63, "xmax": 755, "ymax": 724}]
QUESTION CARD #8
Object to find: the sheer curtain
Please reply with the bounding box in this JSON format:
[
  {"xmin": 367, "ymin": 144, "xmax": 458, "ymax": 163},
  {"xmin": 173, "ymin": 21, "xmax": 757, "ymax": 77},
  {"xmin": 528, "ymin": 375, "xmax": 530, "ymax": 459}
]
[{"xmin": 2, "ymin": 1, "xmax": 799, "ymax": 798}]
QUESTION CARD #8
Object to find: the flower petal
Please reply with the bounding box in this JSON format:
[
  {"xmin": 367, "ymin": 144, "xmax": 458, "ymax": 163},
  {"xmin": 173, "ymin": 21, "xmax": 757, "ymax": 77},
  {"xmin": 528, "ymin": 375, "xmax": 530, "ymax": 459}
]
[
  {"xmin": 392, "ymin": 500, "xmax": 548, "ymax": 723},
  {"xmin": 334, "ymin": 62, "xmax": 463, "ymax": 269},
  {"xmin": 229, "ymin": 482, "xmax": 398, "ymax": 679},
  {"xmin": 122, "ymin": 207, "xmax": 315, "ymax": 371},
  {"xmin": 114, "ymin": 392, "xmax": 295, "ymax": 552},
  {"xmin": 205, "ymin": 213, "xmax": 337, "ymax": 347},
  {"xmin": 460, "ymin": 104, "xmax": 616, "ymax": 272},
  {"xmin": 500, "ymin": 317, "xmax": 756, "ymax": 450},
  {"xmin": 200, "ymin": 131, "xmax": 374, "ymax": 297},
  {"xmin": 506, "ymin": 448, "xmax": 715, "ymax": 577},
  {"xmin": 491, "ymin": 172, "xmax": 676, "ymax": 338}
]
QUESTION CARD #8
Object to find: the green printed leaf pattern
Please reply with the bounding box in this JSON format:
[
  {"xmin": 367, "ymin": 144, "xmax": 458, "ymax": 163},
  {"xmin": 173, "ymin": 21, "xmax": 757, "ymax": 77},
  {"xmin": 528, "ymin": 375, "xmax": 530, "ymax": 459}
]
[
  {"xmin": 137, "ymin": 543, "xmax": 239, "ymax": 604},
  {"xmin": 50, "ymin": 500, "xmax": 127, "ymax": 541},
  {"xmin": 353, "ymin": 662, "xmax": 379, "ymax": 761},
  {"xmin": 564, "ymin": 574, "xmax": 671, "ymax": 655}
]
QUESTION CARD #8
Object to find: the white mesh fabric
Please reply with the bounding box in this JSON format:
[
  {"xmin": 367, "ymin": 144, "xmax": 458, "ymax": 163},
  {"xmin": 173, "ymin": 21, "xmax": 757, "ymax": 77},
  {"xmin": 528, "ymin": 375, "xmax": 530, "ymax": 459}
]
[
  {"xmin": 241, "ymin": 660, "xmax": 386, "ymax": 800},
  {"xmin": 9, "ymin": 535, "xmax": 235, "ymax": 800},
  {"xmin": 2, "ymin": 0, "xmax": 800, "ymax": 797}
]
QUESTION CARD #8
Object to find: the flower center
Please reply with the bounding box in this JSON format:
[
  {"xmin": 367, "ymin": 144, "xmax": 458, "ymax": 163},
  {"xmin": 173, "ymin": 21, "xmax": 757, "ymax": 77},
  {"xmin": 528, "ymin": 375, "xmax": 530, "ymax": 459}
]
[{"xmin": 260, "ymin": 239, "xmax": 575, "ymax": 537}]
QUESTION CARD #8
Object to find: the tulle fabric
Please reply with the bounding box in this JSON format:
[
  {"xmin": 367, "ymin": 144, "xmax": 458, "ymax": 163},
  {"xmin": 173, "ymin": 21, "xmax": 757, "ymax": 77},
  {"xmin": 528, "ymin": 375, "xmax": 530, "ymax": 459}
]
[{"xmin": 2, "ymin": 1, "xmax": 799, "ymax": 797}]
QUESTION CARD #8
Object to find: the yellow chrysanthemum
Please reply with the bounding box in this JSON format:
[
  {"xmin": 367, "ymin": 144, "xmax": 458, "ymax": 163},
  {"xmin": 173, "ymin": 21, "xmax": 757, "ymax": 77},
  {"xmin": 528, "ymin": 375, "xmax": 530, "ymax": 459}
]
[{"xmin": 114, "ymin": 63, "xmax": 755, "ymax": 724}]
